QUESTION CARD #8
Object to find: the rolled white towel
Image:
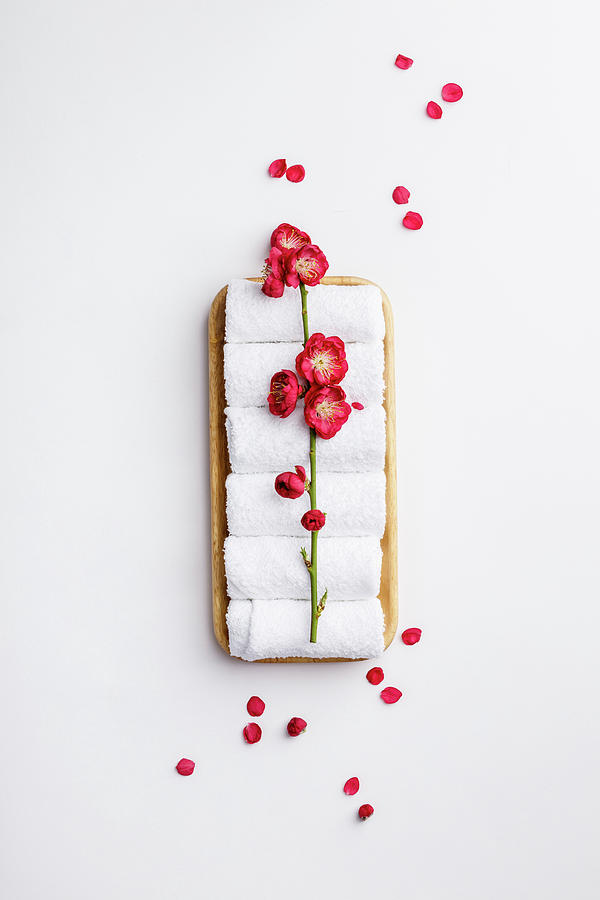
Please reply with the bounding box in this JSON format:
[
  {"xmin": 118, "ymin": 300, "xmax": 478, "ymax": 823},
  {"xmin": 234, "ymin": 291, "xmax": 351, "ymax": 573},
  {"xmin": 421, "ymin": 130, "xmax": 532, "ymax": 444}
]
[
  {"xmin": 224, "ymin": 535, "xmax": 382, "ymax": 601},
  {"xmin": 224, "ymin": 341, "xmax": 384, "ymax": 408},
  {"xmin": 226, "ymin": 471, "xmax": 386, "ymax": 537},
  {"xmin": 225, "ymin": 405, "xmax": 385, "ymax": 474},
  {"xmin": 226, "ymin": 598, "xmax": 385, "ymax": 660},
  {"xmin": 225, "ymin": 279, "xmax": 385, "ymax": 343}
]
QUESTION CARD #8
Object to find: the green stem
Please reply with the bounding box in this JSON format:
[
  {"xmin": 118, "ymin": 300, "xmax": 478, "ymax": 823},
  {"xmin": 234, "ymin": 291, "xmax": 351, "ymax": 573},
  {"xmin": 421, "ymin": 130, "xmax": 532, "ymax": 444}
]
[{"xmin": 300, "ymin": 282, "xmax": 320, "ymax": 643}]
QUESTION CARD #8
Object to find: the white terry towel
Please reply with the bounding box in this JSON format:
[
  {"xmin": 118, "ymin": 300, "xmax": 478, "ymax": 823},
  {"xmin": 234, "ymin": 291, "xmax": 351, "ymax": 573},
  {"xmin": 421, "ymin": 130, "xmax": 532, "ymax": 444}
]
[
  {"xmin": 224, "ymin": 535, "xmax": 382, "ymax": 600},
  {"xmin": 224, "ymin": 341, "xmax": 384, "ymax": 408},
  {"xmin": 226, "ymin": 471, "xmax": 386, "ymax": 538},
  {"xmin": 226, "ymin": 598, "xmax": 385, "ymax": 660},
  {"xmin": 225, "ymin": 405, "xmax": 385, "ymax": 474},
  {"xmin": 225, "ymin": 279, "xmax": 385, "ymax": 343}
]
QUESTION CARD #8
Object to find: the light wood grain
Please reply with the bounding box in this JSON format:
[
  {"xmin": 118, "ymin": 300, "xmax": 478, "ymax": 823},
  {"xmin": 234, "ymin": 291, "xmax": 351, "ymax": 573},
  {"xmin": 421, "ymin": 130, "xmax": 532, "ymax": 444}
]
[{"xmin": 208, "ymin": 276, "xmax": 398, "ymax": 662}]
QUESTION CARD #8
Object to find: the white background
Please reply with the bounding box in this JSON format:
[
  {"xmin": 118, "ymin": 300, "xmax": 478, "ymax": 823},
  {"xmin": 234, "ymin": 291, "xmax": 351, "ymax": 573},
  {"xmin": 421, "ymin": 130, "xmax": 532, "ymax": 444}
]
[{"xmin": 1, "ymin": 1, "xmax": 599, "ymax": 898}]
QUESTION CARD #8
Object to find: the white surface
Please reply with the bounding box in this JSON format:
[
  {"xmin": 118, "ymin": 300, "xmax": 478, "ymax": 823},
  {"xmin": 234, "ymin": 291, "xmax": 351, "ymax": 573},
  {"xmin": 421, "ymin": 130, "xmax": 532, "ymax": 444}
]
[{"xmin": 1, "ymin": 1, "xmax": 599, "ymax": 898}]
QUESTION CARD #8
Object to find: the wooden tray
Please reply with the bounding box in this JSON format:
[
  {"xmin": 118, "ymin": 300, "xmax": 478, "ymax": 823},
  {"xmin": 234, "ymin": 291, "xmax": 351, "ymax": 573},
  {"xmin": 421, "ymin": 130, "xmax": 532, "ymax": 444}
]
[{"xmin": 208, "ymin": 276, "xmax": 398, "ymax": 662}]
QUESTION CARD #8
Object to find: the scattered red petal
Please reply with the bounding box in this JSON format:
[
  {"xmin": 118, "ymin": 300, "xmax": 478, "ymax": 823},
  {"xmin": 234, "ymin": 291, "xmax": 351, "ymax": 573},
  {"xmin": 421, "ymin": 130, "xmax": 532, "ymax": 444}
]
[
  {"xmin": 352, "ymin": 402, "xmax": 364, "ymax": 410},
  {"xmin": 392, "ymin": 186, "xmax": 410, "ymax": 204},
  {"xmin": 402, "ymin": 212, "xmax": 423, "ymax": 230},
  {"xmin": 401, "ymin": 627, "xmax": 422, "ymax": 645},
  {"xmin": 268, "ymin": 158, "xmax": 287, "ymax": 178},
  {"xmin": 441, "ymin": 83, "xmax": 463, "ymax": 102},
  {"xmin": 394, "ymin": 54, "xmax": 413, "ymax": 70},
  {"xmin": 344, "ymin": 777, "xmax": 360, "ymax": 796},
  {"xmin": 426, "ymin": 101, "xmax": 443, "ymax": 119},
  {"xmin": 287, "ymin": 717, "xmax": 307, "ymax": 736},
  {"xmin": 286, "ymin": 165, "xmax": 305, "ymax": 183},
  {"xmin": 380, "ymin": 686, "xmax": 402, "ymax": 704},
  {"xmin": 358, "ymin": 803, "xmax": 374, "ymax": 820},
  {"xmin": 243, "ymin": 723, "xmax": 262, "ymax": 744},
  {"xmin": 366, "ymin": 666, "xmax": 384, "ymax": 685},
  {"xmin": 175, "ymin": 758, "xmax": 195, "ymax": 776},
  {"xmin": 247, "ymin": 696, "xmax": 266, "ymax": 717}
]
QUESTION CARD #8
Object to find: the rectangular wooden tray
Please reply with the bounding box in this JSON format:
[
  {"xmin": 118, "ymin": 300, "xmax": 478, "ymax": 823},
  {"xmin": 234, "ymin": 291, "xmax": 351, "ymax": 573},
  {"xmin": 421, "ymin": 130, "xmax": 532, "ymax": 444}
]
[{"xmin": 208, "ymin": 276, "xmax": 398, "ymax": 662}]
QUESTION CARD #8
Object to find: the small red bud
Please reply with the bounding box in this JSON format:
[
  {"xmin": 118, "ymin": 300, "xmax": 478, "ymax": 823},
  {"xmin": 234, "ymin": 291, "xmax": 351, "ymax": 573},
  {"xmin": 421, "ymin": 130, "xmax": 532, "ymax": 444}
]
[
  {"xmin": 344, "ymin": 777, "xmax": 360, "ymax": 796},
  {"xmin": 247, "ymin": 696, "xmax": 265, "ymax": 717},
  {"xmin": 243, "ymin": 722, "xmax": 262, "ymax": 744},
  {"xmin": 175, "ymin": 758, "xmax": 195, "ymax": 776},
  {"xmin": 358, "ymin": 803, "xmax": 374, "ymax": 820},
  {"xmin": 268, "ymin": 158, "xmax": 287, "ymax": 178},
  {"xmin": 426, "ymin": 100, "xmax": 443, "ymax": 119},
  {"xmin": 351, "ymin": 402, "xmax": 364, "ymax": 410},
  {"xmin": 401, "ymin": 627, "xmax": 422, "ymax": 645},
  {"xmin": 366, "ymin": 667, "xmax": 384, "ymax": 685},
  {"xmin": 287, "ymin": 717, "xmax": 307, "ymax": 736},
  {"xmin": 380, "ymin": 687, "xmax": 402, "ymax": 704}
]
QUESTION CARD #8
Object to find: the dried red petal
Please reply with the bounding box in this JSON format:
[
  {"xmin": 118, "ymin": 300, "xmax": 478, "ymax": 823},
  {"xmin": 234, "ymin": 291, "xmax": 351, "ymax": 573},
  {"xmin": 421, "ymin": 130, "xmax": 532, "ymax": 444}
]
[
  {"xmin": 380, "ymin": 687, "xmax": 402, "ymax": 704},
  {"xmin": 247, "ymin": 696, "xmax": 266, "ymax": 717},
  {"xmin": 175, "ymin": 758, "xmax": 195, "ymax": 776},
  {"xmin": 287, "ymin": 717, "xmax": 307, "ymax": 736},
  {"xmin": 394, "ymin": 54, "xmax": 413, "ymax": 70},
  {"xmin": 426, "ymin": 101, "xmax": 443, "ymax": 119},
  {"xmin": 268, "ymin": 158, "xmax": 287, "ymax": 178},
  {"xmin": 366, "ymin": 666, "xmax": 384, "ymax": 685},
  {"xmin": 344, "ymin": 777, "xmax": 360, "ymax": 796},
  {"xmin": 402, "ymin": 212, "xmax": 423, "ymax": 230},
  {"xmin": 243, "ymin": 722, "xmax": 262, "ymax": 744},
  {"xmin": 286, "ymin": 165, "xmax": 305, "ymax": 183},
  {"xmin": 441, "ymin": 83, "xmax": 463, "ymax": 102},
  {"xmin": 351, "ymin": 402, "xmax": 364, "ymax": 411},
  {"xmin": 401, "ymin": 627, "xmax": 422, "ymax": 645},
  {"xmin": 358, "ymin": 803, "xmax": 374, "ymax": 820},
  {"xmin": 392, "ymin": 186, "xmax": 410, "ymax": 205}
]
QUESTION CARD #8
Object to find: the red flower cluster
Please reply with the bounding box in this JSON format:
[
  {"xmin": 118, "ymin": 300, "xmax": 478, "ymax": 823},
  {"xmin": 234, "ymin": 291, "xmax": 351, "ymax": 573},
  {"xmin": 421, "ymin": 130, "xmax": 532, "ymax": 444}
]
[{"xmin": 262, "ymin": 223, "xmax": 329, "ymax": 298}]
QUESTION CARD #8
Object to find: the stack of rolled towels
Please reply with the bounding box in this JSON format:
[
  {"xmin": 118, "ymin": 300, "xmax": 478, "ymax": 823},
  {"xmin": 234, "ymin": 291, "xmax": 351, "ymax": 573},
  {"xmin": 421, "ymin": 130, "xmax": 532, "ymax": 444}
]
[{"xmin": 224, "ymin": 279, "xmax": 387, "ymax": 660}]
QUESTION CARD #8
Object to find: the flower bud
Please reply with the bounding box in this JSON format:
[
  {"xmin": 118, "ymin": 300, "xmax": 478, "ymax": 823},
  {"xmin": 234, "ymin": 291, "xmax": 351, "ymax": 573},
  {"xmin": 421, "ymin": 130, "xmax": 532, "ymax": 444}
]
[
  {"xmin": 175, "ymin": 758, "xmax": 195, "ymax": 776},
  {"xmin": 243, "ymin": 723, "xmax": 262, "ymax": 744},
  {"xmin": 275, "ymin": 468, "xmax": 306, "ymax": 499},
  {"xmin": 268, "ymin": 158, "xmax": 287, "ymax": 178},
  {"xmin": 358, "ymin": 804, "xmax": 374, "ymax": 820},
  {"xmin": 401, "ymin": 627, "xmax": 422, "ymax": 645},
  {"xmin": 301, "ymin": 509, "xmax": 326, "ymax": 531},
  {"xmin": 287, "ymin": 717, "xmax": 307, "ymax": 737},
  {"xmin": 246, "ymin": 696, "xmax": 265, "ymax": 717}
]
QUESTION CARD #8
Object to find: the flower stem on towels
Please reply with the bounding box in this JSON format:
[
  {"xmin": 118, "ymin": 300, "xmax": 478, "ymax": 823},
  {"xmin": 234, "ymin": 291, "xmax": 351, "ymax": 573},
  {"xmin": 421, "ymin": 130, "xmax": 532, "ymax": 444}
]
[{"xmin": 301, "ymin": 282, "xmax": 322, "ymax": 642}]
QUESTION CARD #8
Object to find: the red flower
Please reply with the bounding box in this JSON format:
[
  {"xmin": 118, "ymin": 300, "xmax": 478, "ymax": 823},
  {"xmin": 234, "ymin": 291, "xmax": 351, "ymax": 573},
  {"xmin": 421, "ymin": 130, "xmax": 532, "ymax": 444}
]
[
  {"xmin": 287, "ymin": 717, "xmax": 307, "ymax": 736},
  {"xmin": 358, "ymin": 804, "xmax": 374, "ymax": 820},
  {"xmin": 394, "ymin": 54, "xmax": 413, "ymax": 70},
  {"xmin": 285, "ymin": 244, "xmax": 329, "ymax": 288},
  {"xmin": 175, "ymin": 758, "xmax": 195, "ymax": 776},
  {"xmin": 275, "ymin": 466, "xmax": 307, "ymax": 499},
  {"xmin": 401, "ymin": 627, "xmax": 422, "ymax": 645},
  {"xmin": 268, "ymin": 158, "xmax": 287, "ymax": 178},
  {"xmin": 296, "ymin": 333, "xmax": 348, "ymax": 386},
  {"xmin": 247, "ymin": 696, "xmax": 266, "ymax": 717},
  {"xmin": 301, "ymin": 509, "xmax": 326, "ymax": 531},
  {"xmin": 344, "ymin": 777, "xmax": 360, "ymax": 796},
  {"xmin": 366, "ymin": 667, "xmax": 384, "ymax": 685},
  {"xmin": 304, "ymin": 384, "xmax": 351, "ymax": 439},
  {"xmin": 380, "ymin": 687, "xmax": 402, "ymax": 704},
  {"xmin": 441, "ymin": 83, "xmax": 463, "ymax": 102},
  {"xmin": 402, "ymin": 212, "xmax": 423, "ymax": 230},
  {"xmin": 262, "ymin": 273, "xmax": 285, "ymax": 298},
  {"xmin": 243, "ymin": 723, "xmax": 262, "ymax": 744},
  {"xmin": 286, "ymin": 164, "xmax": 305, "ymax": 183},
  {"xmin": 270, "ymin": 223, "xmax": 311, "ymax": 252},
  {"xmin": 392, "ymin": 186, "xmax": 410, "ymax": 204},
  {"xmin": 268, "ymin": 370, "xmax": 300, "ymax": 418},
  {"xmin": 426, "ymin": 101, "xmax": 443, "ymax": 119}
]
